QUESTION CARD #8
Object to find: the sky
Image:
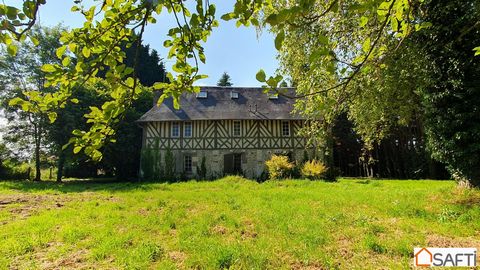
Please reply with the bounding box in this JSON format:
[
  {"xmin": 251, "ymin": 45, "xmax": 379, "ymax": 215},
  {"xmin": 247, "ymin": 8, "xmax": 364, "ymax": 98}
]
[{"xmin": 34, "ymin": 0, "xmax": 280, "ymax": 87}]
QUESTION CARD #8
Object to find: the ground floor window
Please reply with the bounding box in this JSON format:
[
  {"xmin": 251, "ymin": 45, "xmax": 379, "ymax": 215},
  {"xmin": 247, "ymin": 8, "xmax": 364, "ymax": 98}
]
[{"xmin": 184, "ymin": 155, "xmax": 192, "ymax": 173}]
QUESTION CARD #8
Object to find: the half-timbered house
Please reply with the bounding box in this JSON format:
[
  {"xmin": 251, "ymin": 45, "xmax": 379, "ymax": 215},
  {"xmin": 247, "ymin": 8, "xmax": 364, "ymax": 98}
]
[{"xmin": 137, "ymin": 86, "xmax": 312, "ymax": 178}]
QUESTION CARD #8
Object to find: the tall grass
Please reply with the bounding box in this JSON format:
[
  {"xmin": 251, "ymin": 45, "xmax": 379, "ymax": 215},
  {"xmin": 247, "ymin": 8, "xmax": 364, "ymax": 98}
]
[{"xmin": 0, "ymin": 177, "xmax": 478, "ymax": 269}]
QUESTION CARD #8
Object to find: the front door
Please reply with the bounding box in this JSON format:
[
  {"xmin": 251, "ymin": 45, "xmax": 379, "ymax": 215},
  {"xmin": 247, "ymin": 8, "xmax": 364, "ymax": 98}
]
[{"xmin": 224, "ymin": 153, "xmax": 242, "ymax": 175}]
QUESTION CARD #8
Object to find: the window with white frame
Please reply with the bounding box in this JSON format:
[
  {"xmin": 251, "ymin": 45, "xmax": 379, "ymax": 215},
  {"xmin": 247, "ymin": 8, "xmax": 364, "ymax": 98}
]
[
  {"xmin": 184, "ymin": 122, "xmax": 192, "ymax": 137},
  {"xmin": 282, "ymin": 121, "xmax": 290, "ymax": 136},
  {"xmin": 171, "ymin": 122, "xmax": 180, "ymax": 137},
  {"xmin": 196, "ymin": 91, "xmax": 208, "ymax": 98},
  {"xmin": 233, "ymin": 121, "xmax": 241, "ymax": 136},
  {"xmin": 184, "ymin": 155, "xmax": 192, "ymax": 173}
]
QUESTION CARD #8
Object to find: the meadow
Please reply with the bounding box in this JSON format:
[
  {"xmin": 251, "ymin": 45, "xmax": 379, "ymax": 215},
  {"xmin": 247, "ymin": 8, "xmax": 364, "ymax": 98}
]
[{"xmin": 0, "ymin": 177, "xmax": 479, "ymax": 269}]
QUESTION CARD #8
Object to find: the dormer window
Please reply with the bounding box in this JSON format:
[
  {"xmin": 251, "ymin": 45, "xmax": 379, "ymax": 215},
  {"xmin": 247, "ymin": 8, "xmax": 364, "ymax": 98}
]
[
  {"xmin": 230, "ymin": 91, "xmax": 239, "ymax": 99},
  {"xmin": 268, "ymin": 93, "xmax": 279, "ymax": 99},
  {"xmin": 196, "ymin": 91, "xmax": 208, "ymax": 98}
]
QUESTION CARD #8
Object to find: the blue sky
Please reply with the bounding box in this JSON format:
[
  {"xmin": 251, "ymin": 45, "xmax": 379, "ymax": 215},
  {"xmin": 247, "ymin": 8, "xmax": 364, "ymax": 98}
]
[{"xmin": 35, "ymin": 0, "xmax": 279, "ymax": 86}]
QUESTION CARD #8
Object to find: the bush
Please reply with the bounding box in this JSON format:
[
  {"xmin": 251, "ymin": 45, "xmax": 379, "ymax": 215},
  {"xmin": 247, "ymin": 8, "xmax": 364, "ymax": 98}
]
[
  {"xmin": 0, "ymin": 160, "xmax": 31, "ymax": 180},
  {"xmin": 265, "ymin": 155, "xmax": 294, "ymax": 180},
  {"xmin": 301, "ymin": 160, "xmax": 327, "ymax": 180},
  {"xmin": 197, "ymin": 156, "xmax": 207, "ymax": 179},
  {"xmin": 164, "ymin": 148, "xmax": 176, "ymax": 181},
  {"xmin": 140, "ymin": 148, "xmax": 154, "ymax": 181}
]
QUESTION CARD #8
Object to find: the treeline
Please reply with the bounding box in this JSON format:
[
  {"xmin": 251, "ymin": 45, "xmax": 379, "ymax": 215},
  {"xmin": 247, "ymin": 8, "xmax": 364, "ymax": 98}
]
[
  {"xmin": 0, "ymin": 25, "xmax": 166, "ymax": 181},
  {"xmin": 332, "ymin": 114, "xmax": 449, "ymax": 179}
]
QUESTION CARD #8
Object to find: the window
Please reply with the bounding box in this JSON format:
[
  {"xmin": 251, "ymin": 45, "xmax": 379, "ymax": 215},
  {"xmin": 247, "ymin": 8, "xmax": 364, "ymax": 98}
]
[
  {"xmin": 184, "ymin": 122, "xmax": 192, "ymax": 137},
  {"xmin": 233, "ymin": 121, "xmax": 241, "ymax": 136},
  {"xmin": 196, "ymin": 91, "xmax": 208, "ymax": 98},
  {"xmin": 230, "ymin": 91, "xmax": 239, "ymax": 99},
  {"xmin": 171, "ymin": 122, "xmax": 180, "ymax": 137},
  {"xmin": 268, "ymin": 93, "xmax": 279, "ymax": 99},
  {"xmin": 282, "ymin": 121, "xmax": 290, "ymax": 136},
  {"xmin": 184, "ymin": 155, "xmax": 192, "ymax": 173}
]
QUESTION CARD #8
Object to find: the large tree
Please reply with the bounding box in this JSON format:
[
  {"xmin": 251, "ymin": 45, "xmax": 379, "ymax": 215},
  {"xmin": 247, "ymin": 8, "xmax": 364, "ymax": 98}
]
[
  {"xmin": 0, "ymin": 25, "xmax": 66, "ymax": 181},
  {"xmin": 413, "ymin": 0, "xmax": 480, "ymax": 187},
  {"xmin": 3, "ymin": 0, "xmax": 478, "ymax": 186},
  {"xmin": 1, "ymin": 0, "xmax": 419, "ymax": 161}
]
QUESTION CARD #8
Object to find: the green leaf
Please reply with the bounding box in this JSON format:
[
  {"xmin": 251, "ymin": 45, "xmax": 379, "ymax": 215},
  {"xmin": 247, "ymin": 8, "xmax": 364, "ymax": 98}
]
[
  {"xmin": 73, "ymin": 146, "xmax": 82, "ymax": 154},
  {"xmin": 48, "ymin": 112, "xmax": 57, "ymax": 123},
  {"xmin": 31, "ymin": 37, "xmax": 39, "ymax": 46},
  {"xmin": 220, "ymin": 12, "xmax": 235, "ymax": 21},
  {"xmin": 256, "ymin": 69, "xmax": 266, "ymax": 82},
  {"xmin": 72, "ymin": 129, "xmax": 83, "ymax": 136},
  {"xmin": 8, "ymin": 97, "xmax": 23, "ymax": 106},
  {"xmin": 41, "ymin": 64, "xmax": 56, "ymax": 73},
  {"xmin": 7, "ymin": 44, "xmax": 17, "ymax": 56},
  {"xmin": 474, "ymin": 47, "xmax": 480, "ymax": 56},
  {"xmin": 56, "ymin": 45, "xmax": 67, "ymax": 59},
  {"xmin": 360, "ymin": 16, "xmax": 368, "ymax": 27},
  {"xmin": 71, "ymin": 98, "xmax": 79, "ymax": 104},
  {"xmin": 362, "ymin": 37, "xmax": 371, "ymax": 53},
  {"xmin": 275, "ymin": 31, "xmax": 285, "ymax": 50},
  {"xmin": 265, "ymin": 14, "xmax": 278, "ymax": 25},
  {"xmin": 62, "ymin": 56, "xmax": 71, "ymax": 66},
  {"xmin": 82, "ymin": 47, "xmax": 91, "ymax": 58},
  {"xmin": 173, "ymin": 97, "xmax": 180, "ymax": 109}
]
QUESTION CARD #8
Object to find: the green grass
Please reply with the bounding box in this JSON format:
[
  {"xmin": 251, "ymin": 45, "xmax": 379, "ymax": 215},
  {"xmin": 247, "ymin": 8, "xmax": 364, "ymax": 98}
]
[{"xmin": 0, "ymin": 177, "xmax": 479, "ymax": 269}]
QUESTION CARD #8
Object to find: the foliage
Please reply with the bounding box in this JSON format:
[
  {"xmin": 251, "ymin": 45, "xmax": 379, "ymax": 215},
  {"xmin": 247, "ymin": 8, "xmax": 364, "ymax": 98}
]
[
  {"xmin": 0, "ymin": 178, "xmax": 478, "ymax": 268},
  {"xmin": 164, "ymin": 148, "xmax": 176, "ymax": 181},
  {"xmin": 140, "ymin": 141, "xmax": 166, "ymax": 182},
  {"xmin": 2, "ymin": 0, "xmax": 477, "ymax": 186},
  {"xmin": 0, "ymin": 25, "xmax": 67, "ymax": 181},
  {"xmin": 217, "ymin": 72, "xmax": 233, "ymax": 86},
  {"xmin": 0, "ymin": 160, "xmax": 31, "ymax": 180},
  {"xmin": 140, "ymin": 147, "xmax": 155, "ymax": 181},
  {"xmin": 301, "ymin": 160, "xmax": 327, "ymax": 180},
  {"xmin": 0, "ymin": 0, "xmax": 427, "ymax": 162},
  {"xmin": 265, "ymin": 154, "xmax": 293, "ymax": 180},
  {"xmin": 302, "ymin": 150, "xmax": 310, "ymax": 164},
  {"xmin": 197, "ymin": 156, "xmax": 207, "ymax": 179},
  {"xmin": 411, "ymin": 0, "xmax": 480, "ymax": 187}
]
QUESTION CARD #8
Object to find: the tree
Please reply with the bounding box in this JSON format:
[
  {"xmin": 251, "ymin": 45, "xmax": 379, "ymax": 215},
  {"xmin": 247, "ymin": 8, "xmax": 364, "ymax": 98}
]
[
  {"xmin": 101, "ymin": 40, "xmax": 167, "ymax": 181},
  {"xmin": 217, "ymin": 72, "xmax": 233, "ymax": 86},
  {"xmin": 1, "ymin": 25, "xmax": 66, "ymax": 181},
  {"xmin": 47, "ymin": 83, "xmax": 103, "ymax": 181},
  {"xmin": 0, "ymin": 0, "xmax": 448, "ymax": 169},
  {"xmin": 412, "ymin": 0, "xmax": 480, "ymax": 187}
]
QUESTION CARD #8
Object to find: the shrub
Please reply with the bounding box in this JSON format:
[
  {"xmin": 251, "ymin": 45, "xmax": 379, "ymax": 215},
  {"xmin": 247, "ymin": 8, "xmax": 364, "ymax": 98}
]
[
  {"xmin": 265, "ymin": 155, "xmax": 294, "ymax": 180},
  {"xmin": 0, "ymin": 161, "xmax": 31, "ymax": 180},
  {"xmin": 197, "ymin": 156, "xmax": 207, "ymax": 179},
  {"xmin": 164, "ymin": 148, "xmax": 176, "ymax": 181},
  {"xmin": 140, "ymin": 148, "xmax": 154, "ymax": 181},
  {"xmin": 301, "ymin": 160, "xmax": 327, "ymax": 180}
]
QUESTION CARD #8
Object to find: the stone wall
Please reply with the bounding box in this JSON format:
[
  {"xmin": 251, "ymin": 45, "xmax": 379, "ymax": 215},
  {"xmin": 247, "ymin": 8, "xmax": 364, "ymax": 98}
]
[{"xmin": 170, "ymin": 148, "xmax": 315, "ymax": 179}]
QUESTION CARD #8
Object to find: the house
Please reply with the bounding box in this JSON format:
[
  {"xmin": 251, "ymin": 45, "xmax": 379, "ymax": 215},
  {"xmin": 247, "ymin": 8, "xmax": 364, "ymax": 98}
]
[{"xmin": 137, "ymin": 86, "xmax": 313, "ymax": 179}]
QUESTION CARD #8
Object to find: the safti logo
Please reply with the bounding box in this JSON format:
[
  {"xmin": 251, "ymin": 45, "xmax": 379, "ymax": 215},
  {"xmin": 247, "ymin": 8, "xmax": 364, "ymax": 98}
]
[{"xmin": 414, "ymin": 248, "xmax": 477, "ymax": 267}]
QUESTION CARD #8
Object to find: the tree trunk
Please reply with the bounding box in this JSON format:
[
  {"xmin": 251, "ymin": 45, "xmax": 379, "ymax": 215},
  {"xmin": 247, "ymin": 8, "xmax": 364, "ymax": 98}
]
[
  {"xmin": 34, "ymin": 124, "xmax": 41, "ymax": 182},
  {"xmin": 56, "ymin": 150, "xmax": 65, "ymax": 182}
]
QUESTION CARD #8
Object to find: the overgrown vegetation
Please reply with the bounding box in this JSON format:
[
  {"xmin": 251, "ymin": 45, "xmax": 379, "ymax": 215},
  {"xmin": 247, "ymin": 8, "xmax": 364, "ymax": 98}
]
[
  {"xmin": 265, "ymin": 155, "xmax": 294, "ymax": 180},
  {"xmin": 301, "ymin": 160, "xmax": 327, "ymax": 180},
  {"xmin": 0, "ymin": 177, "xmax": 478, "ymax": 269}
]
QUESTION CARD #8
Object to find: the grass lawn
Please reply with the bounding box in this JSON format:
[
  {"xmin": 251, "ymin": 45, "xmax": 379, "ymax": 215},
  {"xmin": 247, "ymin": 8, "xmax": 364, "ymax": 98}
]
[{"xmin": 0, "ymin": 177, "xmax": 479, "ymax": 269}]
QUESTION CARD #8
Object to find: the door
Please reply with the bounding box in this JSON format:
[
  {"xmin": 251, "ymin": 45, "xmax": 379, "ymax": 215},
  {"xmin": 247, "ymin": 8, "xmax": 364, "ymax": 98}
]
[{"xmin": 224, "ymin": 153, "xmax": 242, "ymax": 175}]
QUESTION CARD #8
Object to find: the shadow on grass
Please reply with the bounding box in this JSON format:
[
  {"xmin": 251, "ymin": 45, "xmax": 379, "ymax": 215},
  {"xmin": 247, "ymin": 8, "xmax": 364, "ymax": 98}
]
[{"xmin": 0, "ymin": 178, "xmax": 163, "ymax": 194}]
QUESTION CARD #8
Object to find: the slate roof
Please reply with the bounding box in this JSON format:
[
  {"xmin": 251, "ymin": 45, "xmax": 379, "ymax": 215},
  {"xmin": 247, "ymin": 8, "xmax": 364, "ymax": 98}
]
[{"xmin": 137, "ymin": 86, "xmax": 302, "ymax": 122}]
